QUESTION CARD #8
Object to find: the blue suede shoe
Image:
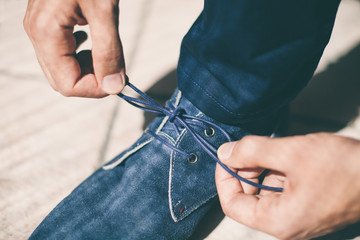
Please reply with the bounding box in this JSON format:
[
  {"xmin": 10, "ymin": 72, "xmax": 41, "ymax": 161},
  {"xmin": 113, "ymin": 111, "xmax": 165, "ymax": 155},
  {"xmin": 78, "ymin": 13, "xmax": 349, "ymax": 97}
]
[{"xmin": 29, "ymin": 83, "xmax": 283, "ymax": 240}]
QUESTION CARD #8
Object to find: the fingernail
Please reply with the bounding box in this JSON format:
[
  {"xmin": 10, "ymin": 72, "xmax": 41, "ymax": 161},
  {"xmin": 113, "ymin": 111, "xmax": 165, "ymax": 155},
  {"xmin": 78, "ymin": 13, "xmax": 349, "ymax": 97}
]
[
  {"xmin": 103, "ymin": 73, "xmax": 124, "ymax": 94},
  {"xmin": 218, "ymin": 142, "xmax": 236, "ymax": 160}
]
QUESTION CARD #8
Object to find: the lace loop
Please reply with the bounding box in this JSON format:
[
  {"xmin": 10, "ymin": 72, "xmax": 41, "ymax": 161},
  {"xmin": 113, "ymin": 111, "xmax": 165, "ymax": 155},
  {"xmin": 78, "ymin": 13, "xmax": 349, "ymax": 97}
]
[{"xmin": 115, "ymin": 77, "xmax": 283, "ymax": 192}]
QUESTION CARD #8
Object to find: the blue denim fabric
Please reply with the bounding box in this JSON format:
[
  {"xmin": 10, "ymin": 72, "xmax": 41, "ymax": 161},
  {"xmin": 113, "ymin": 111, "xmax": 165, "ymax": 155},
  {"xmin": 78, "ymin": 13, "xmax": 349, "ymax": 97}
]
[
  {"xmin": 29, "ymin": 89, "xmax": 282, "ymax": 239},
  {"xmin": 178, "ymin": 0, "xmax": 340, "ymax": 125}
]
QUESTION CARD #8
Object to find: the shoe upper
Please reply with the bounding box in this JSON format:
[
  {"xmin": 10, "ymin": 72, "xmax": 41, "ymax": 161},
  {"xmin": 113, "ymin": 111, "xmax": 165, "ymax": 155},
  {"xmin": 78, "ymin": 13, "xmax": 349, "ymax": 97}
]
[{"xmin": 103, "ymin": 88, "xmax": 271, "ymax": 222}]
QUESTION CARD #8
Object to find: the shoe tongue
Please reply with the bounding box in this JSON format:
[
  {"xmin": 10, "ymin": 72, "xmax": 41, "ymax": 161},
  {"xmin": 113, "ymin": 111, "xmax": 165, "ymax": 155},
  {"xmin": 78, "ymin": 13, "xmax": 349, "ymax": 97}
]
[{"xmin": 168, "ymin": 129, "xmax": 219, "ymax": 222}]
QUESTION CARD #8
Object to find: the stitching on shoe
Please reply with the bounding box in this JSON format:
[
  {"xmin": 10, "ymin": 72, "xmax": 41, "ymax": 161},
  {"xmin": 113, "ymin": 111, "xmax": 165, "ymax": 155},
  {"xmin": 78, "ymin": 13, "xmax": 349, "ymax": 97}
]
[
  {"xmin": 156, "ymin": 116, "xmax": 169, "ymax": 134},
  {"xmin": 102, "ymin": 138, "xmax": 153, "ymax": 170},
  {"xmin": 119, "ymin": 81, "xmax": 283, "ymax": 190},
  {"xmin": 169, "ymin": 112, "xmax": 213, "ymax": 222},
  {"xmin": 174, "ymin": 90, "xmax": 182, "ymax": 106},
  {"xmin": 104, "ymin": 90, "xmax": 183, "ymax": 171},
  {"xmin": 177, "ymin": 193, "xmax": 218, "ymax": 221},
  {"xmin": 157, "ymin": 132, "xmax": 176, "ymax": 145},
  {"xmin": 169, "ymin": 124, "xmax": 218, "ymax": 221},
  {"xmin": 168, "ymin": 127, "xmax": 187, "ymax": 222}
]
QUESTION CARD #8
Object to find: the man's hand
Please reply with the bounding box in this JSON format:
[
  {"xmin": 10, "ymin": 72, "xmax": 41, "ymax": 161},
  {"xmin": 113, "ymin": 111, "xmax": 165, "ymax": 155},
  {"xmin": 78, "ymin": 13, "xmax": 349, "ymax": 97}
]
[
  {"xmin": 23, "ymin": 0, "xmax": 125, "ymax": 97},
  {"xmin": 216, "ymin": 133, "xmax": 360, "ymax": 240}
]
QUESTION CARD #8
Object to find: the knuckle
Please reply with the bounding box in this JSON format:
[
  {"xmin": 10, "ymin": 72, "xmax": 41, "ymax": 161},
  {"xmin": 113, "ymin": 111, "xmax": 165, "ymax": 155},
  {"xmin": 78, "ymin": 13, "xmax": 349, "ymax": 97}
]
[
  {"xmin": 49, "ymin": 84, "xmax": 59, "ymax": 93},
  {"xmin": 218, "ymin": 195, "xmax": 231, "ymax": 216},
  {"xmin": 220, "ymin": 203, "xmax": 231, "ymax": 217},
  {"xmin": 23, "ymin": 16, "xmax": 29, "ymax": 33},
  {"xmin": 276, "ymin": 232, "xmax": 292, "ymax": 240},
  {"xmin": 93, "ymin": 50, "xmax": 123, "ymax": 72},
  {"xmin": 28, "ymin": 13, "xmax": 50, "ymax": 37},
  {"xmin": 270, "ymin": 221, "xmax": 295, "ymax": 240},
  {"xmin": 269, "ymin": 226, "xmax": 285, "ymax": 239},
  {"xmin": 219, "ymin": 198, "xmax": 238, "ymax": 220},
  {"xmin": 60, "ymin": 90, "xmax": 73, "ymax": 97},
  {"xmin": 236, "ymin": 135, "xmax": 259, "ymax": 157},
  {"xmin": 240, "ymin": 135, "xmax": 258, "ymax": 146},
  {"xmin": 95, "ymin": 1, "xmax": 118, "ymax": 12},
  {"xmin": 57, "ymin": 85, "xmax": 74, "ymax": 97},
  {"xmin": 28, "ymin": 19, "xmax": 41, "ymax": 35},
  {"xmin": 93, "ymin": 49, "xmax": 122, "ymax": 63}
]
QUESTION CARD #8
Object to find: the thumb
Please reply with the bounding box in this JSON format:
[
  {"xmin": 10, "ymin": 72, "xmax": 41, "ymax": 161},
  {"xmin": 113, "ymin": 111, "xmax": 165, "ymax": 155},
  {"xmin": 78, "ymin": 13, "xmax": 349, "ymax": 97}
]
[
  {"xmin": 85, "ymin": 1, "xmax": 125, "ymax": 95},
  {"xmin": 217, "ymin": 136, "xmax": 288, "ymax": 173}
]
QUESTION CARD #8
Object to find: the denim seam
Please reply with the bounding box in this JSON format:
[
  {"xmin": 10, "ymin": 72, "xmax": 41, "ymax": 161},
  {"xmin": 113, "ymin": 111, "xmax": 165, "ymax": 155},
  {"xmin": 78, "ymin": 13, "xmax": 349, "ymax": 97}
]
[
  {"xmin": 168, "ymin": 90, "xmax": 185, "ymax": 222},
  {"xmin": 170, "ymin": 128, "xmax": 218, "ymax": 221},
  {"xmin": 169, "ymin": 127, "xmax": 187, "ymax": 222},
  {"xmin": 156, "ymin": 116, "xmax": 169, "ymax": 134},
  {"xmin": 102, "ymin": 138, "xmax": 153, "ymax": 170},
  {"xmin": 169, "ymin": 111, "xmax": 217, "ymax": 222},
  {"xmin": 174, "ymin": 90, "xmax": 182, "ymax": 106},
  {"xmin": 157, "ymin": 131, "xmax": 176, "ymax": 145}
]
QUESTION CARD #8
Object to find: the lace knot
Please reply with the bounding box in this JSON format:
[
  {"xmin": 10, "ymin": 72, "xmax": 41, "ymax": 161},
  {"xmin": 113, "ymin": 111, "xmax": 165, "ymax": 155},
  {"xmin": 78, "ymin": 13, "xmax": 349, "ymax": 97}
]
[
  {"xmin": 168, "ymin": 107, "xmax": 184, "ymax": 123},
  {"xmin": 111, "ymin": 78, "xmax": 283, "ymax": 192}
]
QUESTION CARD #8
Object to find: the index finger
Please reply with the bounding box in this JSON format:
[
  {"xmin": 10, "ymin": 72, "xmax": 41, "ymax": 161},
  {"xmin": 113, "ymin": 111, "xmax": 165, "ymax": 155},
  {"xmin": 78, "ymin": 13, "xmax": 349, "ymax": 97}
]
[
  {"xmin": 43, "ymin": 27, "xmax": 107, "ymax": 97},
  {"xmin": 218, "ymin": 136, "xmax": 293, "ymax": 173}
]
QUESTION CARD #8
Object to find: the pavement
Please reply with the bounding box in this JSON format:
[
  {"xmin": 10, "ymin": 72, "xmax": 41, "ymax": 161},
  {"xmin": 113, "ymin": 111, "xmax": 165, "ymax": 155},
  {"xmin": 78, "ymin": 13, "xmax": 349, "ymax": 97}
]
[{"xmin": 0, "ymin": 0, "xmax": 360, "ymax": 239}]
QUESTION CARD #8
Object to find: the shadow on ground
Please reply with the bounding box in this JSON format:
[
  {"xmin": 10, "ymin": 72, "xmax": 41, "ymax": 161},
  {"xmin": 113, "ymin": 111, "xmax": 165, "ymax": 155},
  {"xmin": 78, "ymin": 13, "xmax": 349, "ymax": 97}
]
[
  {"xmin": 142, "ymin": 43, "xmax": 360, "ymax": 239},
  {"xmin": 289, "ymin": 43, "xmax": 360, "ymax": 135}
]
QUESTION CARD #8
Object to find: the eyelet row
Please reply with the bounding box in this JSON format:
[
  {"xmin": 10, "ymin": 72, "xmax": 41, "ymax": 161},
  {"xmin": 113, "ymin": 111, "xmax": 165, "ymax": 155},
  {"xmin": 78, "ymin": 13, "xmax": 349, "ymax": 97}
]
[{"xmin": 187, "ymin": 127, "xmax": 216, "ymax": 164}]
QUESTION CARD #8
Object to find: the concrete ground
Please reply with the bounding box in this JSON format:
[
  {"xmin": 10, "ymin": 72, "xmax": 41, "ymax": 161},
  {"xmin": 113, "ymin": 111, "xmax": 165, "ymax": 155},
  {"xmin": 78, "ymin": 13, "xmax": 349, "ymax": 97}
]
[{"xmin": 1, "ymin": 0, "xmax": 360, "ymax": 239}]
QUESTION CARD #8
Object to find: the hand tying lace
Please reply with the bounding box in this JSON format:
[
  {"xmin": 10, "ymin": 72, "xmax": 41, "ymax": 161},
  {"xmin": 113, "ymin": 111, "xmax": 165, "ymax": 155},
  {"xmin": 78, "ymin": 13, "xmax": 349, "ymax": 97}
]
[{"xmin": 107, "ymin": 76, "xmax": 283, "ymax": 192}]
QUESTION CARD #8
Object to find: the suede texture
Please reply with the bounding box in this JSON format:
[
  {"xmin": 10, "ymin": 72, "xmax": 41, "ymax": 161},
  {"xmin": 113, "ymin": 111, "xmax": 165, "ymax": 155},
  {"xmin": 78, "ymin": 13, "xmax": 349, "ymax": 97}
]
[{"xmin": 29, "ymin": 89, "xmax": 281, "ymax": 239}]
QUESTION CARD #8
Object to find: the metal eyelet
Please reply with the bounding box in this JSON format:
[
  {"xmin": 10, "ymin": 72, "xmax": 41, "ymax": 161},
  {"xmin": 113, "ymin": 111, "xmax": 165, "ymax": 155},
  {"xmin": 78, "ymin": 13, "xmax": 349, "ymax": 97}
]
[
  {"xmin": 204, "ymin": 127, "xmax": 215, "ymax": 138},
  {"xmin": 187, "ymin": 153, "xmax": 198, "ymax": 164}
]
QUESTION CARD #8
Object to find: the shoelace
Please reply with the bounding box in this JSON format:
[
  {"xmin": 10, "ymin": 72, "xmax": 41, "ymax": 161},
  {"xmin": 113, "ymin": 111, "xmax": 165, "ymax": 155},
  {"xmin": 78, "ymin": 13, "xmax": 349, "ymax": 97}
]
[{"xmin": 116, "ymin": 77, "xmax": 283, "ymax": 192}]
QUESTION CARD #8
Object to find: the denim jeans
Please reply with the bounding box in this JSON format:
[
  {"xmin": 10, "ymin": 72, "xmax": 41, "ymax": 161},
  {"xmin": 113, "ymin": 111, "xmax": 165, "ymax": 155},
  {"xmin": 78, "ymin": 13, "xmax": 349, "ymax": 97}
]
[
  {"xmin": 178, "ymin": 0, "xmax": 340, "ymax": 125},
  {"xmin": 30, "ymin": 0, "xmax": 345, "ymax": 239}
]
